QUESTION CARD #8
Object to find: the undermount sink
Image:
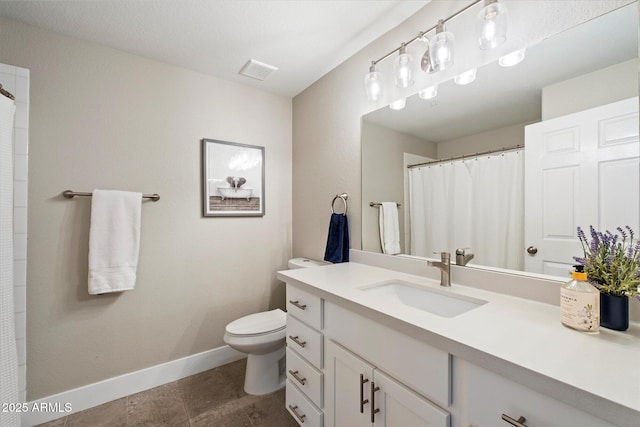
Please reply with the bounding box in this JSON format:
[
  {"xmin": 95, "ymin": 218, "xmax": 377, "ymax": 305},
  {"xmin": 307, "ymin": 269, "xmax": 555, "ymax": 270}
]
[{"xmin": 360, "ymin": 280, "xmax": 487, "ymax": 318}]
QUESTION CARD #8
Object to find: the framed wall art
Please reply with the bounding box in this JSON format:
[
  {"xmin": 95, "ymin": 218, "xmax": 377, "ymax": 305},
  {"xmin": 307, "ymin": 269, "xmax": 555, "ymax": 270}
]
[{"xmin": 201, "ymin": 139, "xmax": 265, "ymax": 217}]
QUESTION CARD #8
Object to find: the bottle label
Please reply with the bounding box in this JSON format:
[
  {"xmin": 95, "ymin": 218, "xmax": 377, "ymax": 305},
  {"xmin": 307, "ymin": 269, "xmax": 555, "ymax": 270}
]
[{"xmin": 560, "ymin": 288, "xmax": 599, "ymax": 331}]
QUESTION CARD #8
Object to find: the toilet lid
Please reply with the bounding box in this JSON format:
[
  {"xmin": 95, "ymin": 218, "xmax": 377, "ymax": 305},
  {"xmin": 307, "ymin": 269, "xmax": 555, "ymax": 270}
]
[{"xmin": 225, "ymin": 309, "xmax": 286, "ymax": 336}]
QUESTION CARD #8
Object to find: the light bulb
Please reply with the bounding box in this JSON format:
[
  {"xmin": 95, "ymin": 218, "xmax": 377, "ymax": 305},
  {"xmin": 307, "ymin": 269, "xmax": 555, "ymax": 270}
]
[
  {"xmin": 364, "ymin": 63, "xmax": 384, "ymax": 102},
  {"xmin": 393, "ymin": 44, "xmax": 414, "ymax": 88},
  {"xmin": 419, "ymin": 85, "xmax": 438, "ymax": 100},
  {"xmin": 429, "ymin": 20, "xmax": 455, "ymax": 72},
  {"xmin": 389, "ymin": 98, "xmax": 406, "ymax": 110},
  {"xmin": 476, "ymin": 0, "xmax": 508, "ymax": 50},
  {"xmin": 454, "ymin": 68, "xmax": 477, "ymax": 85},
  {"xmin": 499, "ymin": 48, "xmax": 526, "ymax": 67}
]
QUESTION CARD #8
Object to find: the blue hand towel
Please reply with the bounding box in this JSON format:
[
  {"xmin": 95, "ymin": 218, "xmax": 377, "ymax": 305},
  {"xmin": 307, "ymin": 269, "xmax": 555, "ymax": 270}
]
[{"xmin": 324, "ymin": 213, "xmax": 349, "ymax": 263}]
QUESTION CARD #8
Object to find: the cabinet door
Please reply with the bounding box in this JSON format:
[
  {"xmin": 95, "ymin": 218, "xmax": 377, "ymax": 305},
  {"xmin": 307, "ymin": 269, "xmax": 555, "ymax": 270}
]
[
  {"xmin": 325, "ymin": 340, "xmax": 373, "ymax": 427},
  {"xmin": 372, "ymin": 369, "xmax": 450, "ymax": 427}
]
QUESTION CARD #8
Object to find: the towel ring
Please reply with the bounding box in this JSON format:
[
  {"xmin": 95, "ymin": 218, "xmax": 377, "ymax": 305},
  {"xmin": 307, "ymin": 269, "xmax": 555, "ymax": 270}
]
[{"xmin": 331, "ymin": 193, "xmax": 348, "ymax": 215}]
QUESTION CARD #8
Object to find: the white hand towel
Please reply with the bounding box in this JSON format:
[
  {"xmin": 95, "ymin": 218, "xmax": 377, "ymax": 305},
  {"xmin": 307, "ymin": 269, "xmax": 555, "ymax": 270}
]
[
  {"xmin": 88, "ymin": 189, "xmax": 142, "ymax": 295},
  {"xmin": 379, "ymin": 202, "xmax": 401, "ymax": 255}
]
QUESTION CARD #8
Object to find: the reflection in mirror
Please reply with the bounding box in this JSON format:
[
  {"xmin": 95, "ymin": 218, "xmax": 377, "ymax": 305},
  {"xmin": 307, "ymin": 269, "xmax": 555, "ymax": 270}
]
[{"xmin": 361, "ymin": 3, "xmax": 639, "ymax": 279}]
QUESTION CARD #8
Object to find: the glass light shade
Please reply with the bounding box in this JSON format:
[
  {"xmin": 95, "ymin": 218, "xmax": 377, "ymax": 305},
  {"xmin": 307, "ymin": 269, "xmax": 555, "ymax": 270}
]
[
  {"xmin": 389, "ymin": 98, "xmax": 406, "ymax": 110},
  {"xmin": 418, "ymin": 85, "xmax": 438, "ymax": 99},
  {"xmin": 476, "ymin": 1, "xmax": 508, "ymax": 50},
  {"xmin": 429, "ymin": 29, "xmax": 455, "ymax": 72},
  {"xmin": 393, "ymin": 51, "xmax": 414, "ymax": 88},
  {"xmin": 499, "ymin": 48, "xmax": 526, "ymax": 67},
  {"xmin": 364, "ymin": 70, "xmax": 384, "ymax": 101},
  {"xmin": 454, "ymin": 68, "xmax": 477, "ymax": 85}
]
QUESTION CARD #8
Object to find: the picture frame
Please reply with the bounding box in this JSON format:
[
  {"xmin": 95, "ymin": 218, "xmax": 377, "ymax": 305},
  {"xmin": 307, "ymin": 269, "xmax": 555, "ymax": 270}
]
[{"xmin": 201, "ymin": 138, "xmax": 265, "ymax": 217}]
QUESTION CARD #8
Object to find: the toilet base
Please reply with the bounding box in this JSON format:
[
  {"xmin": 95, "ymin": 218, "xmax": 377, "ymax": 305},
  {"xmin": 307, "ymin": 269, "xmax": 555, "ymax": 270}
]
[{"xmin": 244, "ymin": 346, "xmax": 286, "ymax": 395}]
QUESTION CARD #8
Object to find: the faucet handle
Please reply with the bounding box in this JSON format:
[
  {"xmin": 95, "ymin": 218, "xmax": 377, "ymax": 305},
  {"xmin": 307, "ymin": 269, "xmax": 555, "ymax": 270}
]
[
  {"xmin": 455, "ymin": 247, "xmax": 471, "ymax": 255},
  {"xmin": 433, "ymin": 251, "xmax": 451, "ymax": 260}
]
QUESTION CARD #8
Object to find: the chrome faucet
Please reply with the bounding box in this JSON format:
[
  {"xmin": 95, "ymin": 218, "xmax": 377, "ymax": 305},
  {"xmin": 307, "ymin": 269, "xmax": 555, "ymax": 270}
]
[
  {"xmin": 427, "ymin": 252, "xmax": 451, "ymax": 287},
  {"xmin": 455, "ymin": 248, "xmax": 475, "ymax": 266}
]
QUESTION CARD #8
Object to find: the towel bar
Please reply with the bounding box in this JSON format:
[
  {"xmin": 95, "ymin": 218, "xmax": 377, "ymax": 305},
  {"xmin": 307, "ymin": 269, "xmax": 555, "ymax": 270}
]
[
  {"xmin": 331, "ymin": 193, "xmax": 348, "ymax": 215},
  {"xmin": 62, "ymin": 190, "xmax": 160, "ymax": 202},
  {"xmin": 370, "ymin": 202, "xmax": 401, "ymax": 207}
]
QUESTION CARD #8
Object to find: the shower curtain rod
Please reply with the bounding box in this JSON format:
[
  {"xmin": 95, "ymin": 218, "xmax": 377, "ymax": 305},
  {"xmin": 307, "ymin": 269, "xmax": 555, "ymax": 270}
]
[
  {"xmin": 408, "ymin": 144, "xmax": 523, "ymax": 169},
  {"xmin": 0, "ymin": 84, "xmax": 15, "ymax": 101}
]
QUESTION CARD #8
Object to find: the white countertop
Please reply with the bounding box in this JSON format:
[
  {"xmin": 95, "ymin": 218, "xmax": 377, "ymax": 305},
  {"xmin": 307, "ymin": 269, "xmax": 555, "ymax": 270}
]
[{"xmin": 277, "ymin": 262, "xmax": 640, "ymax": 421}]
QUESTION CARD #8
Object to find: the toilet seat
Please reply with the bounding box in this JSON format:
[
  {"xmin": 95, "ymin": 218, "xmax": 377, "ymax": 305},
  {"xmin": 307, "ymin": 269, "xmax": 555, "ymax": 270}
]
[{"xmin": 225, "ymin": 308, "xmax": 286, "ymax": 337}]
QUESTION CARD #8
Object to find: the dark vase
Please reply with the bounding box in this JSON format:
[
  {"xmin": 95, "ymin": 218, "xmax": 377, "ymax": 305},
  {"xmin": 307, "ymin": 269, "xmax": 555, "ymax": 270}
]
[{"xmin": 600, "ymin": 293, "xmax": 629, "ymax": 331}]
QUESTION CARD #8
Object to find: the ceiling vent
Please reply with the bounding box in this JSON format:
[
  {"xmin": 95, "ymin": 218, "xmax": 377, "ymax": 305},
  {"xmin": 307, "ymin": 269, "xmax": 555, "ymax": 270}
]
[{"xmin": 239, "ymin": 59, "xmax": 278, "ymax": 81}]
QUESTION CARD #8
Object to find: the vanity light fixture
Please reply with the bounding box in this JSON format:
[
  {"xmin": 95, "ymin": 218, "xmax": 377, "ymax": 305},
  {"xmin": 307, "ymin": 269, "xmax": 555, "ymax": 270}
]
[
  {"xmin": 393, "ymin": 43, "xmax": 414, "ymax": 88},
  {"xmin": 418, "ymin": 84, "xmax": 438, "ymax": 99},
  {"xmin": 499, "ymin": 48, "xmax": 526, "ymax": 67},
  {"xmin": 389, "ymin": 98, "xmax": 407, "ymax": 110},
  {"xmin": 476, "ymin": 0, "xmax": 508, "ymax": 50},
  {"xmin": 364, "ymin": 0, "xmax": 500, "ymax": 103},
  {"xmin": 364, "ymin": 62, "xmax": 384, "ymax": 101},
  {"xmin": 429, "ymin": 20, "xmax": 455, "ymax": 72},
  {"xmin": 454, "ymin": 68, "xmax": 477, "ymax": 85}
]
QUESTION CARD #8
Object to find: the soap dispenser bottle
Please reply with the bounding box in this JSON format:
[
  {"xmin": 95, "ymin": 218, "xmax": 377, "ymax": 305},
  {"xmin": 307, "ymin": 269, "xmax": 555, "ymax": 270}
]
[{"xmin": 560, "ymin": 265, "xmax": 599, "ymax": 333}]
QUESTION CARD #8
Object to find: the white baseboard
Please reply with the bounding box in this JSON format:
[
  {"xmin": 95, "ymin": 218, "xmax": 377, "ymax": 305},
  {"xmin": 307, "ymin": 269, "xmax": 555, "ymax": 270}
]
[{"xmin": 21, "ymin": 345, "xmax": 245, "ymax": 427}]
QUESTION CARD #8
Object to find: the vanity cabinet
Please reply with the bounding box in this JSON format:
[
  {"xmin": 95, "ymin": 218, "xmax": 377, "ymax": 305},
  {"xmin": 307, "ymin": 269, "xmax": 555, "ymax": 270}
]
[
  {"xmin": 325, "ymin": 339, "xmax": 450, "ymax": 427},
  {"xmin": 284, "ymin": 279, "xmax": 628, "ymax": 427},
  {"xmin": 458, "ymin": 360, "xmax": 616, "ymax": 427}
]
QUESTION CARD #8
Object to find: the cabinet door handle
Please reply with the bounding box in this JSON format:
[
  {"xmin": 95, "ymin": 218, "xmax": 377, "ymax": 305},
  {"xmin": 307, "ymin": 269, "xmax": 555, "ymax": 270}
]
[
  {"xmin": 289, "ymin": 335, "xmax": 307, "ymax": 348},
  {"xmin": 370, "ymin": 381, "xmax": 380, "ymax": 422},
  {"xmin": 289, "ymin": 300, "xmax": 307, "ymax": 310},
  {"xmin": 289, "ymin": 369, "xmax": 307, "ymax": 386},
  {"xmin": 359, "ymin": 374, "xmax": 369, "ymax": 413},
  {"xmin": 288, "ymin": 404, "xmax": 306, "ymax": 423},
  {"xmin": 501, "ymin": 414, "xmax": 527, "ymax": 426}
]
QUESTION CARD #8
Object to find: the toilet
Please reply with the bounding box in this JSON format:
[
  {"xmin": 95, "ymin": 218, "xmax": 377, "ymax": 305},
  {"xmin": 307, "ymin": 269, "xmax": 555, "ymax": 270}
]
[{"xmin": 223, "ymin": 257, "xmax": 328, "ymax": 395}]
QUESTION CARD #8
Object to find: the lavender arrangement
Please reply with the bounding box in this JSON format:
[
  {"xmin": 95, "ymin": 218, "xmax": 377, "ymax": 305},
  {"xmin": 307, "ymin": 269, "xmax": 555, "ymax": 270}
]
[{"xmin": 574, "ymin": 226, "xmax": 640, "ymax": 300}]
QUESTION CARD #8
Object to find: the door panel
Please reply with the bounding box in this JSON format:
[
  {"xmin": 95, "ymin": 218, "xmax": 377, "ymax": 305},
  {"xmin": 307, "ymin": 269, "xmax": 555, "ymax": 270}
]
[{"xmin": 525, "ymin": 97, "xmax": 639, "ymax": 275}]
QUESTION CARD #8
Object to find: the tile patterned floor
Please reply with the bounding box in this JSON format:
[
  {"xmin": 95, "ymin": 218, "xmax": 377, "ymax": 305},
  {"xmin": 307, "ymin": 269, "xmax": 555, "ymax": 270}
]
[{"xmin": 36, "ymin": 359, "xmax": 299, "ymax": 427}]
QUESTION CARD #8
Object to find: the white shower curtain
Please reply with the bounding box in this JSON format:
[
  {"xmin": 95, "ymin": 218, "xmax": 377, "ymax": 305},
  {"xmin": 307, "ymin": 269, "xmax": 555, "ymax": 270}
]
[
  {"xmin": 0, "ymin": 95, "xmax": 19, "ymax": 427},
  {"xmin": 409, "ymin": 150, "xmax": 524, "ymax": 270}
]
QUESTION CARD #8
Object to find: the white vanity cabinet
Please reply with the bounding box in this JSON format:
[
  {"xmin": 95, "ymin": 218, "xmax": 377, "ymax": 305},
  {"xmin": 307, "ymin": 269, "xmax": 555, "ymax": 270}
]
[
  {"xmin": 458, "ymin": 360, "xmax": 616, "ymax": 427},
  {"xmin": 285, "ymin": 284, "xmax": 325, "ymax": 426},
  {"xmin": 325, "ymin": 339, "xmax": 450, "ymax": 427}
]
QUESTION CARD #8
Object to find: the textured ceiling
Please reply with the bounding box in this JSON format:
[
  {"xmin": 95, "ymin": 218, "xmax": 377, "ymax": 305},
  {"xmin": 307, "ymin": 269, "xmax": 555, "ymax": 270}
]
[{"xmin": 0, "ymin": 0, "xmax": 429, "ymax": 97}]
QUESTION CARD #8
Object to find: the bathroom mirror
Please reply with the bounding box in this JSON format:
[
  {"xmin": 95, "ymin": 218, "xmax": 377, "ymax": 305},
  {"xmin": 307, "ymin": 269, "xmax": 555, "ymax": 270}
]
[{"xmin": 361, "ymin": 2, "xmax": 639, "ymax": 278}]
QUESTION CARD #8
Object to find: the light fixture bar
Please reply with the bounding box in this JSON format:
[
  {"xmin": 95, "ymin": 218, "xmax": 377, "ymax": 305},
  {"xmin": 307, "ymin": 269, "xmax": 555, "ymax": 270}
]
[{"xmin": 371, "ymin": 0, "xmax": 483, "ymax": 67}]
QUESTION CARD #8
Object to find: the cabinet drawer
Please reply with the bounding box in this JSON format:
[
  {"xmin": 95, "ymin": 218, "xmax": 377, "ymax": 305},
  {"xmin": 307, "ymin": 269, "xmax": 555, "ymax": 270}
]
[
  {"xmin": 287, "ymin": 284, "xmax": 323, "ymax": 330},
  {"xmin": 463, "ymin": 361, "xmax": 616, "ymax": 427},
  {"xmin": 287, "ymin": 314, "xmax": 323, "ymax": 368},
  {"xmin": 286, "ymin": 379, "xmax": 323, "ymax": 427},
  {"xmin": 287, "ymin": 347, "xmax": 323, "ymax": 408}
]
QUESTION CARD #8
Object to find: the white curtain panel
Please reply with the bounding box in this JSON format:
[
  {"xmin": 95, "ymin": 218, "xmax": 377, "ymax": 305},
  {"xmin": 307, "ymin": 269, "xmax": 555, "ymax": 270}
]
[
  {"xmin": 409, "ymin": 150, "xmax": 524, "ymax": 270},
  {"xmin": 0, "ymin": 95, "xmax": 19, "ymax": 427}
]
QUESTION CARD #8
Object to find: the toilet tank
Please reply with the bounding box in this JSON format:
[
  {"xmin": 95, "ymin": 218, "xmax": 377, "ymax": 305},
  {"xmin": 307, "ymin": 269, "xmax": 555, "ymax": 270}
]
[{"xmin": 287, "ymin": 258, "xmax": 329, "ymax": 269}]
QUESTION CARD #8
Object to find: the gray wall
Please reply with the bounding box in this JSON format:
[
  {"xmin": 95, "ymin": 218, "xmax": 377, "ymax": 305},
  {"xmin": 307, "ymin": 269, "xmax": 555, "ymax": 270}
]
[
  {"xmin": 1, "ymin": 17, "xmax": 292, "ymax": 400},
  {"xmin": 361, "ymin": 120, "xmax": 435, "ymax": 253}
]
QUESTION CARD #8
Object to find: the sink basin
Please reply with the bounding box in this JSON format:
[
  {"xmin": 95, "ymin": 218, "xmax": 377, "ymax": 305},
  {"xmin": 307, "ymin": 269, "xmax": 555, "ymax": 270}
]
[{"xmin": 360, "ymin": 280, "xmax": 487, "ymax": 318}]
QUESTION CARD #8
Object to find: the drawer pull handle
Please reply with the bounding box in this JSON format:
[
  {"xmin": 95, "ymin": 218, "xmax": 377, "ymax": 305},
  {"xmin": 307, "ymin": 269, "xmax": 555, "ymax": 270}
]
[
  {"xmin": 289, "ymin": 369, "xmax": 307, "ymax": 385},
  {"xmin": 359, "ymin": 374, "xmax": 369, "ymax": 413},
  {"xmin": 371, "ymin": 381, "xmax": 380, "ymax": 422},
  {"xmin": 289, "ymin": 300, "xmax": 307, "ymax": 310},
  {"xmin": 289, "ymin": 405, "xmax": 306, "ymax": 423},
  {"xmin": 501, "ymin": 414, "xmax": 527, "ymax": 427},
  {"xmin": 289, "ymin": 335, "xmax": 307, "ymax": 348}
]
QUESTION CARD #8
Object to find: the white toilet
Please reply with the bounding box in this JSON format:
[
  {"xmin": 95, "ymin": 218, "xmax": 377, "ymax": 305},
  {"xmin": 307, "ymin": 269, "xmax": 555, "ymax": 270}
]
[{"xmin": 223, "ymin": 257, "xmax": 328, "ymax": 395}]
